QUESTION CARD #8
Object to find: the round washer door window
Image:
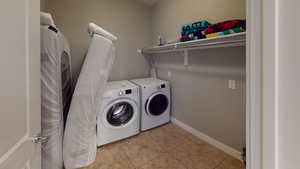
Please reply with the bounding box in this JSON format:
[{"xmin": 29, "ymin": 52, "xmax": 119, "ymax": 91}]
[
  {"xmin": 107, "ymin": 102, "xmax": 134, "ymax": 126},
  {"xmin": 146, "ymin": 94, "xmax": 169, "ymax": 116}
]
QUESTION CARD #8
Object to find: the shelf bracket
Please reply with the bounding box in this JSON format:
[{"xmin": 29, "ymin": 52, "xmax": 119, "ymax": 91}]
[{"xmin": 183, "ymin": 50, "xmax": 189, "ymax": 66}]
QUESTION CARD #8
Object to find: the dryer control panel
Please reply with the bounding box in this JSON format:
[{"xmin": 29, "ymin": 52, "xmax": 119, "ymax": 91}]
[{"xmin": 157, "ymin": 84, "xmax": 166, "ymax": 90}]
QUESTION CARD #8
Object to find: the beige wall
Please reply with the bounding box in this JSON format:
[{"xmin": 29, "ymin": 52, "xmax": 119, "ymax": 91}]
[
  {"xmin": 45, "ymin": 0, "xmax": 152, "ymax": 82},
  {"xmin": 277, "ymin": 0, "xmax": 300, "ymax": 167},
  {"xmin": 151, "ymin": 0, "xmax": 246, "ymax": 152},
  {"xmin": 40, "ymin": 0, "xmax": 45, "ymax": 11}
]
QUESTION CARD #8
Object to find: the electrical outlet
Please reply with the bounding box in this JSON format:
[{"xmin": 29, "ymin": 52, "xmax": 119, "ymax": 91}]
[
  {"xmin": 232, "ymin": 80, "xmax": 237, "ymax": 89},
  {"xmin": 228, "ymin": 80, "xmax": 232, "ymax": 89},
  {"xmin": 228, "ymin": 80, "xmax": 238, "ymax": 90},
  {"xmin": 167, "ymin": 71, "xmax": 172, "ymax": 78}
]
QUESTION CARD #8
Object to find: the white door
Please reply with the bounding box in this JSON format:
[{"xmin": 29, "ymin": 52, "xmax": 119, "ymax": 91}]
[{"xmin": 0, "ymin": 0, "xmax": 41, "ymax": 169}]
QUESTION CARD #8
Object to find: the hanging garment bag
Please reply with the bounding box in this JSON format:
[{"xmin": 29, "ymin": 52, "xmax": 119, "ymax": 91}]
[{"xmin": 41, "ymin": 24, "xmax": 72, "ymax": 169}]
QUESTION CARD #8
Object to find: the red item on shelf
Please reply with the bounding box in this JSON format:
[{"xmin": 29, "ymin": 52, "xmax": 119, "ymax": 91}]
[{"xmin": 204, "ymin": 19, "xmax": 246, "ymax": 35}]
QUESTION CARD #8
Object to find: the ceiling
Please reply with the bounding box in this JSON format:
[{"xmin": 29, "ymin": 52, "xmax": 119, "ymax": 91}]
[{"xmin": 138, "ymin": 0, "xmax": 160, "ymax": 6}]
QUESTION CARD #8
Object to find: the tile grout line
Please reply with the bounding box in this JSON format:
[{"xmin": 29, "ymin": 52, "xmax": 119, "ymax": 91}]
[
  {"xmin": 142, "ymin": 125, "xmax": 190, "ymax": 169},
  {"xmin": 212, "ymin": 157, "xmax": 227, "ymax": 169},
  {"xmin": 87, "ymin": 124, "xmax": 244, "ymax": 169}
]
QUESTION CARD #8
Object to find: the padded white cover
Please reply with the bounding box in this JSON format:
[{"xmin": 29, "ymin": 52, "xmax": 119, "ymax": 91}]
[
  {"xmin": 88, "ymin": 23, "xmax": 117, "ymax": 42},
  {"xmin": 41, "ymin": 12, "xmax": 55, "ymax": 26},
  {"xmin": 41, "ymin": 25, "xmax": 71, "ymax": 169},
  {"xmin": 63, "ymin": 34, "xmax": 116, "ymax": 169}
]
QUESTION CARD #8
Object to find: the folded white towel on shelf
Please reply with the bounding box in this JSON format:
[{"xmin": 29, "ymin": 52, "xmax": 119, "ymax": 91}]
[
  {"xmin": 41, "ymin": 12, "xmax": 55, "ymax": 26},
  {"xmin": 88, "ymin": 23, "xmax": 117, "ymax": 42}
]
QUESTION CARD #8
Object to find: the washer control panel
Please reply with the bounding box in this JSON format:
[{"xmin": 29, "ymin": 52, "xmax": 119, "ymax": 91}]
[{"xmin": 119, "ymin": 89, "xmax": 132, "ymax": 96}]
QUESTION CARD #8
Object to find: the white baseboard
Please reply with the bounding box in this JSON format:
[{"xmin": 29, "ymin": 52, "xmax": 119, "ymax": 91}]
[{"xmin": 171, "ymin": 117, "xmax": 243, "ymax": 161}]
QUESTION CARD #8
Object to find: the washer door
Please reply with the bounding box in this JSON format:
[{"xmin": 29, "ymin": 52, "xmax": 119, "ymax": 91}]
[
  {"xmin": 146, "ymin": 93, "xmax": 169, "ymax": 116},
  {"xmin": 106, "ymin": 101, "xmax": 134, "ymax": 127}
]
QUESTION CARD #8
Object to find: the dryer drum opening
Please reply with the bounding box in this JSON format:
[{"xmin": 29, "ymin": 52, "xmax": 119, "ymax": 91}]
[
  {"xmin": 147, "ymin": 94, "xmax": 169, "ymax": 116},
  {"xmin": 107, "ymin": 102, "xmax": 134, "ymax": 126}
]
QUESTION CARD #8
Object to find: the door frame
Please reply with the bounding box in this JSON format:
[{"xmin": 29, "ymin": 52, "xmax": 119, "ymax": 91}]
[
  {"xmin": 0, "ymin": 0, "xmax": 41, "ymax": 168},
  {"xmin": 37, "ymin": 0, "xmax": 273, "ymax": 168},
  {"xmin": 246, "ymin": 0, "xmax": 263, "ymax": 168}
]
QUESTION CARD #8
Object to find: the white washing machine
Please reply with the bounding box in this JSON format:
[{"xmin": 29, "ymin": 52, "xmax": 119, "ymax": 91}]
[
  {"xmin": 97, "ymin": 80, "xmax": 140, "ymax": 146},
  {"xmin": 131, "ymin": 78, "xmax": 171, "ymax": 131}
]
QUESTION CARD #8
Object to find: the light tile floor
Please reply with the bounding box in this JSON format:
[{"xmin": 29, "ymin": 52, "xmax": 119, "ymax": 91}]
[{"xmin": 81, "ymin": 123, "xmax": 245, "ymax": 169}]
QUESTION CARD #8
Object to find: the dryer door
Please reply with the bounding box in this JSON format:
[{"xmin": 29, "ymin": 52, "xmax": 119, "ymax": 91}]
[
  {"xmin": 106, "ymin": 101, "xmax": 134, "ymax": 127},
  {"xmin": 146, "ymin": 93, "xmax": 169, "ymax": 116}
]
